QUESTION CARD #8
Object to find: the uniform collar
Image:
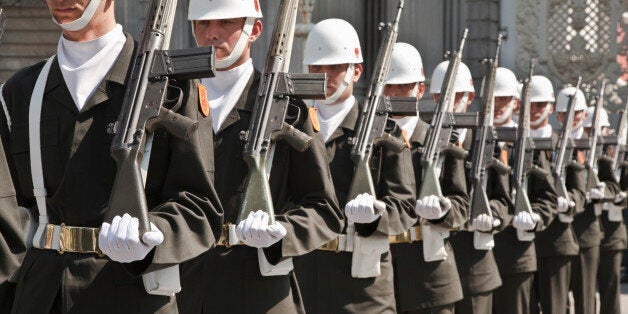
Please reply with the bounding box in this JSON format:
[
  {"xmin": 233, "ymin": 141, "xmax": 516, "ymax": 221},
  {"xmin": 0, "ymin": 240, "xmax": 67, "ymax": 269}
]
[
  {"xmin": 216, "ymin": 70, "xmax": 258, "ymax": 134},
  {"xmin": 326, "ymin": 98, "xmax": 359, "ymax": 143},
  {"xmin": 44, "ymin": 33, "xmax": 135, "ymax": 114}
]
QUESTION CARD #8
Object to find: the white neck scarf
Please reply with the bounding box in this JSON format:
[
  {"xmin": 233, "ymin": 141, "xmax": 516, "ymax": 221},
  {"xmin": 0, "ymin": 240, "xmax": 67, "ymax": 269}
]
[
  {"xmin": 571, "ymin": 126, "xmax": 584, "ymax": 139},
  {"xmin": 202, "ymin": 59, "xmax": 254, "ymax": 132},
  {"xmin": 314, "ymin": 95, "xmax": 355, "ymax": 142},
  {"xmin": 531, "ymin": 123, "xmax": 553, "ymax": 138},
  {"xmin": 57, "ymin": 24, "xmax": 125, "ymax": 111},
  {"xmin": 392, "ymin": 116, "xmax": 419, "ymax": 139}
]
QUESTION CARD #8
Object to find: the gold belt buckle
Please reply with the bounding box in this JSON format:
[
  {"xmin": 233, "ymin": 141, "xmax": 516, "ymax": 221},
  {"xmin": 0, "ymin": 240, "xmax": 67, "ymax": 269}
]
[
  {"xmin": 318, "ymin": 237, "xmax": 339, "ymax": 252},
  {"xmin": 58, "ymin": 224, "xmax": 102, "ymax": 255},
  {"xmin": 218, "ymin": 224, "xmax": 230, "ymax": 247},
  {"xmin": 389, "ymin": 231, "xmax": 412, "ymax": 244}
]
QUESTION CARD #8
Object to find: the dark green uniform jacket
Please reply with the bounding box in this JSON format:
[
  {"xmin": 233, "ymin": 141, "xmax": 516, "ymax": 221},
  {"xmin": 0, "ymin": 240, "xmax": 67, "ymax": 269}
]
[
  {"xmin": 573, "ymin": 154, "xmax": 622, "ymax": 249},
  {"xmin": 391, "ymin": 118, "xmax": 468, "ymax": 311},
  {"xmin": 0, "ymin": 124, "xmax": 26, "ymax": 312},
  {"xmin": 534, "ymin": 136, "xmax": 585, "ymax": 258},
  {"xmin": 294, "ymin": 102, "xmax": 416, "ymax": 314},
  {"xmin": 450, "ymin": 129, "xmax": 506, "ymax": 295},
  {"xmin": 598, "ymin": 156, "xmax": 627, "ymax": 251},
  {"xmin": 0, "ymin": 34, "xmax": 223, "ymax": 313},
  {"xmin": 494, "ymin": 140, "xmax": 558, "ymax": 273},
  {"xmin": 178, "ymin": 71, "xmax": 343, "ymax": 314}
]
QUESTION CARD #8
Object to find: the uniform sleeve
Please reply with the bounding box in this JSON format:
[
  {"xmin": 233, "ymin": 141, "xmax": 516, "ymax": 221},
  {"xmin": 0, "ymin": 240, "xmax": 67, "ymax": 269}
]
[
  {"xmin": 597, "ymin": 156, "xmax": 622, "ymax": 200},
  {"xmin": 429, "ymin": 145, "xmax": 470, "ymax": 229},
  {"xmin": 0, "ymin": 82, "xmax": 28, "ymax": 288},
  {"xmin": 486, "ymin": 159, "xmax": 513, "ymax": 232},
  {"xmin": 527, "ymin": 152, "xmax": 557, "ymax": 231},
  {"xmin": 565, "ymin": 161, "xmax": 587, "ymax": 216},
  {"xmin": 264, "ymin": 104, "xmax": 343, "ymax": 263},
  {"xmin": 140, "ymin": 80, "xmax": 223, "ymax": 274}
]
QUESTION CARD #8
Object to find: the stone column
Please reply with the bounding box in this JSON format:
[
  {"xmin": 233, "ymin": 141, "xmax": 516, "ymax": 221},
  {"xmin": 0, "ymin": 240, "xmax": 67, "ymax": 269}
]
[{"xmin": 292, "ymin": 0, "xmax": 316, "ymax": 73}]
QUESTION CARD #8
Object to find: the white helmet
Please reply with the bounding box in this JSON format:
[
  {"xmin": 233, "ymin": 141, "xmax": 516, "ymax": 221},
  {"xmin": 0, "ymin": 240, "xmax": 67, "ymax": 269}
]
[
  {"xmin": 429, "ymin": 61, "xmax": 474, "ymax": 94},
  {"xmin": 556, "ymin": 87, "xmax": 587, "ymax": 112},
  {"xmin": 188, "ymin": 0, "xmax": 263, "ymax": 20},
  {"xmin": 303, "ymin": 19, "xmax": 363, "ymax": 65},
  {"xmin": 386, "ymin": 43, "xmax": 425, "ymax": 84},
  {"xmin": 494, "ymin": 67, "xmax": 518, "ymax": 97},
  {"xmin": 529, "ymin": 75, "xmax": 555, "ymax": 103},
  {"xmin": 584, "ymin": 106, "xmax": 611, "ymax": 128}
]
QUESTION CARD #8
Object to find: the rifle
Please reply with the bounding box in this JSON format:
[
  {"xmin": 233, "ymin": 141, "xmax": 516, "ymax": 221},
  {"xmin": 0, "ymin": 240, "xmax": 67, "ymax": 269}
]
[
  {"xmin": 346, "ymin": 0, "xmax": 406, "ymax": 203},
  {"xmin": 610, "ymin": 100, "xmax": 627, "ymax": 181},
  {"xmin": 552, "ymin": 77, "xmax": 582, "ymax": 223},
  {"xmin": 511, "ymin": 60, "xmax": 538, "ymax": 241},
  {"xmin": 468, "ymin": 34, "xmax": 502, "ymax": 250},
  {"xmin": 105, "ymin": 0, "xmax": 216, "ymax": 233},
  {"xmin": 417, "ymin": 29, "xmax": 469, "ymax": 202},
  {"xmin": 585, "ymin": 82, "xmax": 606, "ymax": 191},
  {"xmin": 0, "ymin": 9, "xmax": 6, "ymax": 42},
  {"xmin": 238, "ymin": 0, "xmax": 326, "ymax": 223}
]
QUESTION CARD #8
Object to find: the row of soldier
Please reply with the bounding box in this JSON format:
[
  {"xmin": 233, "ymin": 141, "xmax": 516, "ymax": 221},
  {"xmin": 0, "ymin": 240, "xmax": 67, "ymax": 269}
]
[{"xmin": 0, "ymin": 0, "xmax": 625, "ymax": 314}]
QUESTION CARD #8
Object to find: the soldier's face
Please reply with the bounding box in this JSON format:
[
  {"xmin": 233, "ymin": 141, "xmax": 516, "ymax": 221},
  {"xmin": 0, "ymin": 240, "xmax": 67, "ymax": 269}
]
[
  {"xmin": 556, "ymin": 110, "xmax": 586, "ymax": 127},
  {"xmin": 308, "ymin": 63, "xmax": 362, "ymax": 103},
  {"xmin": 383, "ymin": 82, "xmax": 425, "ymax": 98},
  {"xmin": 193, "ymin": 18, "xmax": 262, "ymax": 68},
  {"xmin": 494, "ymin": 96, "xmax": 514, "ymax": 118},
  {"xmin": 431, "ymin": 92, "xmax": 474, "ymax": 112},
  {"xmin": 46, "ymin": 0, "xmax": 91, "ymax": 24},
  {"xmin": 530, "ymin": 102, "xmax": 551, "ymax": 122}
]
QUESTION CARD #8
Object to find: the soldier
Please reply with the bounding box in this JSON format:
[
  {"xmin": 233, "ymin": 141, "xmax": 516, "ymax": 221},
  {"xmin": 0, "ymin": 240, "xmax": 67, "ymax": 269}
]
[
  {"xmin": 0, "ymin": 0, "xmax": 223, "ymax": 312},
  {"xmin": 493, "ymin": 76, "xmax": 556, "ymax": 314},
  {"xmin": 179, "ymin": 2, "xmax": 343, "ymax": 313},
  {"xmin": 585, "ymin": 107, "xmax": 627, "ymax": 314},
  {"xmin": 555, "ymin": 87, "xmax": 610, "ymax": 314},
  {"xmin": 292, "ymin": 22, "xmax": 416, "ymax": 314},
  {"xmin": 386, "ymin": 44, "xmax": 469, "ymax": 314},
  {"xmin": 533, "ymin": 83, "xmax": 586, "ymax": 313},
  {"xmin": 442, "ymin": 63, "xmax": 506, "ymax": 314}
]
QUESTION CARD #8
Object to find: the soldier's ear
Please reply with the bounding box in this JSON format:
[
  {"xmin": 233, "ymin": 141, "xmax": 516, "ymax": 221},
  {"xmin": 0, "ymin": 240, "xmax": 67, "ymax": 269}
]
[
  {"xmin": 352, "ymin": 64, "xmax": 363, "ymax": 83},
  {"xmin": 466, "ymin": 92, "xmax": 476, "ymax": 104},
  {"xmin": 417, "ymin": 82, "xmax": 426, "ymax": 99},
  {"xmin": 249, "ymin": 19, "xmax": 263, "ymax": 42}
]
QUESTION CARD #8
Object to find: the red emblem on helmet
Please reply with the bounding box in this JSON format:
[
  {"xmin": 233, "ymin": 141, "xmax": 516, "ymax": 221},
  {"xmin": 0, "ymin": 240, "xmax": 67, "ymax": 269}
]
[
  {"xmin": 354, "ymin": 48, "xmax": 360, "ymax": 58},
  {"xmin": 254, "ymin": 0, "xmax": 260, "ymax": 12}
]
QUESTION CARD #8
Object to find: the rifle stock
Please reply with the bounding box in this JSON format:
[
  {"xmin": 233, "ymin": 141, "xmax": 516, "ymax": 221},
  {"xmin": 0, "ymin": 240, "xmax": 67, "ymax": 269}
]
[
  {"xmin": 106, "ymin": 0, "xmax": 215, "ymax": 233},
  {"xmin": 585, "ymin": 82, "xmax": 605, "ymax": 190}
]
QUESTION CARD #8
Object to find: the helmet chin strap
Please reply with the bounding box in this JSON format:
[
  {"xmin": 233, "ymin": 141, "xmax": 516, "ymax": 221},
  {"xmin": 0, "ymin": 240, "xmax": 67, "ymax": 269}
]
[
  {"xmin": 494, "ymin": 99, "xmax": 515, "ymax": 125},
  {"xmin": 530, "ymin": 103, "xmax": 551, "ymax": 127},
  {"xmin": 318, "ymin": 63, "xmax": 354, "ymax": 105},
  {"xmin": 411, "ymin": 83, "xmax": 419, "ymax": 97},
  {"xmin": 53, "ymin": 0, "xmax": 101, "ymax": 32},
  {"xmin": 193, "ymin": 17, "xmax": 255, "ymax": 70},
  {"xmin": 216, "ymin": 17, "xmax": 255, "ymax": 69}
]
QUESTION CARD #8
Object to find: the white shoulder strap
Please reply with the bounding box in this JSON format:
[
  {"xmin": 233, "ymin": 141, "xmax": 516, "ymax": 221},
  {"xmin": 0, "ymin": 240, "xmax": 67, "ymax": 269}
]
[
  {"xmin": 0, "ymin": 83, "xmax": 11, "ymax": 132},
  {"xmin": 29, "ymin": 56, "xmax": 55, "ymax": 248}
]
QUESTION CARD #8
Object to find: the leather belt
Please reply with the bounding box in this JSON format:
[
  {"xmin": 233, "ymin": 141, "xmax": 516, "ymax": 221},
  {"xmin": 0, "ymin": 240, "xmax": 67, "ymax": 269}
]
[
  {"xmin": 42, "ymin": 224, "xmax": 101, "ymax": 255},
  {"xmin": 389, "ymin": 226, "xmax": 422, "ymax": 244},
  {"xmin": 217, "ymin": 224, "xmax": 243, "ymax": 247}
]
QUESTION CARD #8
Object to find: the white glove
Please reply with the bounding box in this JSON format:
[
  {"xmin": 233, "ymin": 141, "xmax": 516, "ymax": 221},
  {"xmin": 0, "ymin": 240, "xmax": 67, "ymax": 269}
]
[
  {"xmin": 415, "ymin": 195, "xmax": 452, "ymax": 220},
  {"xmin": 472, "ymin": 213, "xmax": 501, "ymax": 232},
  {"xmin": 586, "ymin": 182, "xmax": 606, "ymax": 200},
  {"xmin": 236, "ymin": 210, "xmax": 287, "ymax": 248},
  {"xmin": 614, "ymin": 191, "xmax": 627, "ymax": 203},
  {"xmin": 557, "ymin": 196, "xmax": 574, "ymax": 213},
  {"xmin": 512, "ymin": 211, "xmax": 540, "ymax": 231},
  {"xmin": 99, "ymin": 214, "xmax": 164, "ymax": 263},
  {"xmin": 344, "ymin": 193, "xmax": 386, "ymax": 224}
]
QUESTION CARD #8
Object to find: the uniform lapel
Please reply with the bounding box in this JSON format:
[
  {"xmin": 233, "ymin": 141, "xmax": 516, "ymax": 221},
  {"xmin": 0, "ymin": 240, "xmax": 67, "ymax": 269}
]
[
  {"xmin": 327, "ymin": 99, "xmax": 359, "ymax": 143},
  {"xmin": 216, "ymin": 71, "xmax": 258, "ymax": 134}
]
